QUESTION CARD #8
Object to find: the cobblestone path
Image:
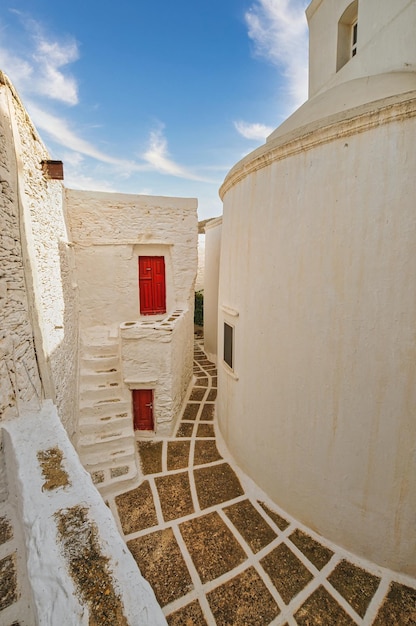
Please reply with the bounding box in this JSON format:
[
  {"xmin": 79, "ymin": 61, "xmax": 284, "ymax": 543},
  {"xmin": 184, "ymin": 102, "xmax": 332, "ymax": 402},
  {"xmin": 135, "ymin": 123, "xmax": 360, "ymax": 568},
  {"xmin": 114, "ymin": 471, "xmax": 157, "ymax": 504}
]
[{"xmin": 108, "ymin": 339, "xmax": 416, "ymax": 626}]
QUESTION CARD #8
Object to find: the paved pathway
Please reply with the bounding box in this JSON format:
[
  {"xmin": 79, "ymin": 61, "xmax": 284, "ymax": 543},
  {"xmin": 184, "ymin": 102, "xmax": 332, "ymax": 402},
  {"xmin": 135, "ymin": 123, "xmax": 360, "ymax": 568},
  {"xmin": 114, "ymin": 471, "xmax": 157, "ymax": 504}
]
[{"xmin": 108, "ymin": 338, "xmax": 416, "ymax": 625}]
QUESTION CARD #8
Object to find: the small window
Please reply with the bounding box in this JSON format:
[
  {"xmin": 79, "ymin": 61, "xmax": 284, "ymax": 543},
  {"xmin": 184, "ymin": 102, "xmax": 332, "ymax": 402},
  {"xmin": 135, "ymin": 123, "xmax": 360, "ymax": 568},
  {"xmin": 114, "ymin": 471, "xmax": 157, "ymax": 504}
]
[
  {"xmin": 351, "ymin": 20, "xmax": 358, "ymax": 57},
  {"xmin": 336, "ymin": 1, "xmax": 358, "ymax": 71},
  {"xmin": 224, "ymin": 322, "xmax": 234, "ymax": 370}
]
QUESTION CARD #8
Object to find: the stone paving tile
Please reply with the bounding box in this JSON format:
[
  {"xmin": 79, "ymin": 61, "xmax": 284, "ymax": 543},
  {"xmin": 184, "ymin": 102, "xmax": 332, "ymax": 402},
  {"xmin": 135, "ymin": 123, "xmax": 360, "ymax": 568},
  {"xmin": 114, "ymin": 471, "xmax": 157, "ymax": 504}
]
[
  {"xmin": 327, "ymin": 559, "xmax": 380, "ymax": 617},
  {"xmin": 167, "ymin": 441, "xmax": 191, "ymax": 471},
  {"xmin": 180, "ymin": 512, "xmax": 247, "ymax": 583},
  {"xmin": 155, "ymin": 472, "xmax": 194, "ymax": 521},
  {"xmin": 200, "ymin": 403, "xmax": 215, "ymax": 421},
  {"xmin": 207, "ymin": 566, "xmax": 280, "ymax": 626},
  {"xmin": 183, "ymin": 403, "xmax": 200, "ymax": 420},
  {"xmin": 260, "ymin": 543, "xmax": 313, "ymax": 604},
  {"xmin": 115, "ymin": 480, "xmax": 158, "ymax": 534},
  {"xmin": 0, "ymin": 516, "xmax": 13, "ymax": 545},
  {"xmin": 289, "ymin": 528, "xmax": 334, "ymax": 570},
  {"xmin": 294, "ymin": 585, "xmax": 357, "ymax": 625},
  {"xmin": 196, "ymin": 423, "xmax": 215, "ymax": 438},
  {"xmin": 194, "ymin": 440, "xmax": 222, "ymax": 465},
  {"xmin": 176, "ymin": 421, "xmax": 194, "ymax": 437},
  {"xmin": 258, "ymin": 500, "xmax": 290, "ymax": 531},
  {"xmin": 207, "ymin": 389, "xmax": 217, "ymax": 401},
  {"xmin": 166, "ymin": 599, "xmax": 208, "ymax": 625},
  {"xmin": 189, "ymin": 388, "xmax": 206, "ymax": 402},
  {"xmin": 224, "ymin": 499, "xmax": 277, "ymax": 553},
  {"xmin": 372, "ymin": 581, "xmax": 416, "ymax": 625},
  {"xmin": 127, "ymin": 528, "xmax": 193, "ymax": 606},
  {"xmin": 0, "ymin": 553, "xmax": 17, "ymax": 611},
  {"xmin": 137, "ymin": 440, "xmax": 163, "ymax": 474},
  {"xmin": 196, "ymin": 376, "xmax": 209, "ymax": 387},
  {"xmin": 194, "ymin": 463, "xmax": 244, "ymax": 509}
]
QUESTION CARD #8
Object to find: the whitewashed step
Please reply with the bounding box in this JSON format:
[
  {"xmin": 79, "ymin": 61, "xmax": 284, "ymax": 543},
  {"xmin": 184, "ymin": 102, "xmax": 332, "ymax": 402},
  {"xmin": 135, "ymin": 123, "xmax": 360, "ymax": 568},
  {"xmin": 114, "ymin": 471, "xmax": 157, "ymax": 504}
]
[
  {"xmin": 79, "ymin": 400, "xmax": 130, "ymax": 420},
  {"xmin": 81, "ymin": 445, "xmax": 136, "ymax": 468},
  {"xmin": 79, "ymin": 414, "xmax": 131, "ymax": 436},
  {"xmin": 81, "ymin": 355, "xmax": 120, "ymax": 372},
  {"xmin": 79, "ymin": 387, "xmax": 129, "ymax": 405},
  {"xmin": 80, "ymin": 370, "xmax": 122, "ymax": 387},
  {"xmin": 81, "ymin": 343, "xmax": 119, "ymax": 359}
]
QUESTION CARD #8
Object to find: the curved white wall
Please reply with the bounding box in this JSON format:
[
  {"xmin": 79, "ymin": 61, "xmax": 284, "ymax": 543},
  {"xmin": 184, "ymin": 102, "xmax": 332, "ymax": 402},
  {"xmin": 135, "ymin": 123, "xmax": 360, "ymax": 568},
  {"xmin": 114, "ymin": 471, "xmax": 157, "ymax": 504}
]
[
  {"xmin": 204, "ymin": 218, "xmax": 222, "ymax": 362},
  {"xmin": 218, "ymin": 91, "xmax": 416, "ymax": 576}
]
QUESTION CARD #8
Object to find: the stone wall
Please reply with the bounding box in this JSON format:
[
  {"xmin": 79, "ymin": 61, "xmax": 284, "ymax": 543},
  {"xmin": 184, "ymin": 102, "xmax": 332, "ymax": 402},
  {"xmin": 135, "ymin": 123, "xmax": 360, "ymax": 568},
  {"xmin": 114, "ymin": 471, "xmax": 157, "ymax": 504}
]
[
  {"xmin": 0, "ymin": 73, "xmax": 78, "ymax": 436},
  {"xmin": 0, "ymin": 77, "xmax": 42, "ymax": 418}
]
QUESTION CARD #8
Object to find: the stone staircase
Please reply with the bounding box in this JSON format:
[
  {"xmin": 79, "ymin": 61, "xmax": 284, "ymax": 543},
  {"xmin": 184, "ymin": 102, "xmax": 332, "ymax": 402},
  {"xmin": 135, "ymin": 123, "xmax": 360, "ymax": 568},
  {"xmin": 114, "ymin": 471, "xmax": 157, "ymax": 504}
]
[{"xmin": 77, "ymin": 329, "xmax": 138, "ymax": 494}]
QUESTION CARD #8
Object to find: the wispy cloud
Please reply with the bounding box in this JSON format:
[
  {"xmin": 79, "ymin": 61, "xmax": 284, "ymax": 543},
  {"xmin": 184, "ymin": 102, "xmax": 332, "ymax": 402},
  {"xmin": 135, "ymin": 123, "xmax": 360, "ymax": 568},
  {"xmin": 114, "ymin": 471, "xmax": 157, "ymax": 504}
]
[
  {"xmin": 245, "ymin": 0, "xmax": 309, "ymax": 110},
  {"xmin": 142, "ymin": 126, "xmax": 216, "ymax": 183},
  {"xmin": 234, "ymin": 120, "xmax": 274, "ymax": 141},
  {"xmin": 27, "ymin": 102, "xmax": 135, "ymax": 166},
  {"xmin": 0, "ymin": 12, "xmax": 79, "ymax": 105}
]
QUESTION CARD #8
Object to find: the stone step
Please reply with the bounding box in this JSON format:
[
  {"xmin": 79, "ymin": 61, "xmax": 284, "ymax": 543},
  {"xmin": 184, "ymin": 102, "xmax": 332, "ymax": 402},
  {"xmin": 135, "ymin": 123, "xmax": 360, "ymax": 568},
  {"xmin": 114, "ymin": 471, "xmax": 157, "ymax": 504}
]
[
  {"xmin": 80, "ymin": 445, "xmax": 136, "ymax": 468},
  {"xmin": 79, "ymin": 429, "xmax": 134, "ymax": 450},
  {"xmin": 79, "ymin": 370, "xmax": 122, "ymax": 387},
  {"xmin": 79, "ymin": 387, "xmax": 129, "ymax": 405},
  {"xmin": 78, "ymin": 414, "xmax": 131, "ymax": 436},
  {"xmin": 81, "ymin": 355, "xmax": 120, "ymax": 371},
  {"xmin": 79, "ymin": 400, "xmax": 131, "ymax": 420},
  {"xmin": 89, "ymin": 462, "xmax": 139, "ymax": 495}
]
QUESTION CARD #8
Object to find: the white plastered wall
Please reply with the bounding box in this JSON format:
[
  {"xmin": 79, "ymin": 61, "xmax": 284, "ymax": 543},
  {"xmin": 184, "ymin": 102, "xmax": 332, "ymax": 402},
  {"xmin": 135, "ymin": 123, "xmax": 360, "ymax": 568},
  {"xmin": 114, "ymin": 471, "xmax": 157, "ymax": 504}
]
[
  {"xmin": 203, "ymin": 217, "xmax": 222, "ymax": 362},
  {"xmin": 218, "ymin": 96, "xmax": 416, "ymax": 576}
]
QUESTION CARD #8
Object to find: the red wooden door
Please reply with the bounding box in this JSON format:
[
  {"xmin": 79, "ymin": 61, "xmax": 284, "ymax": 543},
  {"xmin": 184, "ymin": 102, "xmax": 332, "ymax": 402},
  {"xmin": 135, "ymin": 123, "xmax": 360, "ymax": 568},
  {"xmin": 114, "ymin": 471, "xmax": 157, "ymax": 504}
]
[
  {"xmin": 139, "ymin": 256, "xmax": 166, "ymax": 315},
  {"xmin": 132, "ymin": 389, "xmax": 154, "ymax": 431}
]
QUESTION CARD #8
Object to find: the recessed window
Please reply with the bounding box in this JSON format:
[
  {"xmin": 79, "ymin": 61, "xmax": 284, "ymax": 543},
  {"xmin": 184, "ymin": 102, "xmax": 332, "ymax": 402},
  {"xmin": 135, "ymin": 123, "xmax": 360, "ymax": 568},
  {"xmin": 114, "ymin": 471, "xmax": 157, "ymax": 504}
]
[
  {"xmin": 223, "ymin": 322, "xmax": 234, "ymax": 370},
  {"xmin": 336, "ymin": 1, "xmax": 358, "ymax": 71},
  {"xmin": 351, "ymin": 20, "xmax": 358, "ymax": 57}
]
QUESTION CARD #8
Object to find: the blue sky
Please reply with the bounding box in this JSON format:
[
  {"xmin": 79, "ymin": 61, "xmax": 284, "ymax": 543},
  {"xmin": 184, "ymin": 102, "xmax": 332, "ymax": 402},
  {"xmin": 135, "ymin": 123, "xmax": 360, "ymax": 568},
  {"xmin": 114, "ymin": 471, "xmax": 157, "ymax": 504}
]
[{"xmin": 0, "ymin": 0, "xmax": 309, "ymax": 220}]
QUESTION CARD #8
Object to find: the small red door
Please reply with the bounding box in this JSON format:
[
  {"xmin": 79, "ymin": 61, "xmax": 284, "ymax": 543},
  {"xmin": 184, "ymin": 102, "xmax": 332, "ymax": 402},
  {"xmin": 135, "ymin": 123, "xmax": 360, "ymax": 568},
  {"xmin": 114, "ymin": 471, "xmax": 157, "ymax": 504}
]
[
  {"xmin": 139, "ymin": 256, "xmax": 166, "ymax": 315},
  {"xmin": 133, "ymin": 389, "xmax": 154, "ymax": 431}
]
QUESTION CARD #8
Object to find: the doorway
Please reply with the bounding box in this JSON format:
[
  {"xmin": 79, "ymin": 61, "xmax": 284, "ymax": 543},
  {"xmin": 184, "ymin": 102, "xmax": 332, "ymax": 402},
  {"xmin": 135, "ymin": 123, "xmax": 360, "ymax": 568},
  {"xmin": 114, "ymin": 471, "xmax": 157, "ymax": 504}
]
[{"xmin": 132, "ymin": 389, "xmax": 154, "ymax": 431}]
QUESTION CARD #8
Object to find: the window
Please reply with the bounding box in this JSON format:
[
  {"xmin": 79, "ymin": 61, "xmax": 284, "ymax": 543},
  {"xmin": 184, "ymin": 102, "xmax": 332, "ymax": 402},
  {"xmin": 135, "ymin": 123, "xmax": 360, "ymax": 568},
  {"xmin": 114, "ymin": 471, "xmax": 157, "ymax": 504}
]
[
  {"xmin": 138, "ymin": 256, "xmax": 166, "ymax": 315},
  {"xmin": 351, "ymin": 20, "xmax": 358, "ymax": 57},
  {"xmin": 224, "ymin": 322, "xmax": 234, "ymax": 370},
  {"xmin": 336, "ymin": 1, "xmax": 358, "ymax": 71}
]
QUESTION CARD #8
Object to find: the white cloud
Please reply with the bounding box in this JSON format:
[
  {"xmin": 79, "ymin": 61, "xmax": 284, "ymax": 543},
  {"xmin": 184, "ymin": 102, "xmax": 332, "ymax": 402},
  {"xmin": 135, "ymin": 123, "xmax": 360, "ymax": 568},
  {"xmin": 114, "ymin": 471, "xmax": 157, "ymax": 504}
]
[
  {"xmin": 142, "ymin": 126, "xmax": 216, "ymax": 183},
  {"xmin": 245, "ymin": 0, "xmax": 309, "ymax": 109},
  {"xmin": 0, "ymin": 13, "xmax": 79, "ymax": 105},
  {"xmin": 234, "ymin": 120, "xmax": 274, "ymax": 141},
  {"xmin": 33, "ymin": 37, "xmax": 79, "ymax": 105},
  {"xmin": 27, "ymin": 102, "xmax": 135, "ymax": 166}
]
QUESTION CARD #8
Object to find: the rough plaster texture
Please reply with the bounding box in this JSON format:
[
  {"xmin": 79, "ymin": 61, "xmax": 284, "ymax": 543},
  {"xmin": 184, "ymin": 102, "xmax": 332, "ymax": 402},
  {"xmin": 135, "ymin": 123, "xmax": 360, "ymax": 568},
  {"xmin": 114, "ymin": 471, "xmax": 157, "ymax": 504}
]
[
  {"xmin": 0, "ymin": 77, "xmax": 43, "ymax": 419},
  {"xmin": 66, "ymin": 189, "xmax": 197, "ymax": 436},
  {"xmin": 120, "ymin": 310, "xmax": 194, "ymax": 434},
  {"xmin": 203, "ymin": 218, "xmax": 222, "ymax": 362},
  {"xmin": 1, "ymin": 401, "xmax": 166, "ymax": 625},
  {"xmin": 0, "ymin": 74, "xmax": 78, "ymax": 435},
  {"xmin": 218, "ymin": 91, "xmax": 416, "ymax": 576},
  {"xmin": 66, "ymin": 189, "xmax": 197, "ymax": 329}
]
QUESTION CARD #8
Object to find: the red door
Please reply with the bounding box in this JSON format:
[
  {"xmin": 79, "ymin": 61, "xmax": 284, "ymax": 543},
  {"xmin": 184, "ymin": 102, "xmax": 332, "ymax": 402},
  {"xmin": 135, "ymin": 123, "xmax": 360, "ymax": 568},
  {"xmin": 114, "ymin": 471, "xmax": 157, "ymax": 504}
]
[
  {"xmin": 139, "ymin": 256, "xmax": 166, "ymax": 315},
  {"xmin": 133, "ymin": 389, "xmax": 154, "ymax": 431}
]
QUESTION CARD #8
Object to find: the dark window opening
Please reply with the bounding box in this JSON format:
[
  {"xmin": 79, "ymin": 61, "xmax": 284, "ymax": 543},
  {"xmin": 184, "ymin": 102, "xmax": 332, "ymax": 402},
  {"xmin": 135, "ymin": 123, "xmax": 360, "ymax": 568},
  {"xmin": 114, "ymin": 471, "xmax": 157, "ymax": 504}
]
[{"xmin": 224, "ymin": 322, "xmax": 234, "ymax": 370}]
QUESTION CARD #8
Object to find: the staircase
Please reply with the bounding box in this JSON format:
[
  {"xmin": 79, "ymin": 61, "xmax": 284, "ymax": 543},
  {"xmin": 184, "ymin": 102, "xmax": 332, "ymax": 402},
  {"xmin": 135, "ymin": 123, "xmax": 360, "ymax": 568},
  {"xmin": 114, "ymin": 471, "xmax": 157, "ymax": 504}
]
[{"xmin": 77, "ymin": 328, "xmax": 138, "ymax": 494}]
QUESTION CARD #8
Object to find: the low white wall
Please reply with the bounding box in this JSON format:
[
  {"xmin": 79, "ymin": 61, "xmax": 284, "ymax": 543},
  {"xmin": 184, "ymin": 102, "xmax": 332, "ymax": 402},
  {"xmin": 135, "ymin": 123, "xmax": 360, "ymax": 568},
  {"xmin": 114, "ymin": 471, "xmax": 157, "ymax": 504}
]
[
  {"xmin": 2, "ymin": 401, "xmax": 166, "ymax": 625},
  {"xmin": 218, "ymin": 92, "xmax": 416, "ymax": 576}
]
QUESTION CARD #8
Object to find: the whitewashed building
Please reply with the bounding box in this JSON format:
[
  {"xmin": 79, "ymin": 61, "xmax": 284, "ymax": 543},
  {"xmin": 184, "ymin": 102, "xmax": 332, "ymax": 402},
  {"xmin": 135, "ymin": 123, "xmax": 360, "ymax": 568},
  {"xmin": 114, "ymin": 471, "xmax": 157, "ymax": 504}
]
[
  {"xmin": 0, "ymin": 70, "xmax": 197, "ymax": 623},
  {"xmin": 215, "ymin": 0, "xmax": 416, "ymax": 577}
]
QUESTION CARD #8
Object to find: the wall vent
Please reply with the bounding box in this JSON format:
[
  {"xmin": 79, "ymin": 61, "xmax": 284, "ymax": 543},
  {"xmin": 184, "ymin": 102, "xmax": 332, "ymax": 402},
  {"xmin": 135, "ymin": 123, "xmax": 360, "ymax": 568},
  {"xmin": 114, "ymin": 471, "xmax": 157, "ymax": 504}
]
[{"xmin": 41, "ymin": 160, "xmax": 64, "ymax": 180}]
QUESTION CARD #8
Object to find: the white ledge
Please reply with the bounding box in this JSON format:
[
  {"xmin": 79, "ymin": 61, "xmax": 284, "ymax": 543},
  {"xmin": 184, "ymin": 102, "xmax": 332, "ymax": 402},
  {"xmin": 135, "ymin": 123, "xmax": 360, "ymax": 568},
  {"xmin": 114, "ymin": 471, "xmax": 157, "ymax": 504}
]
[{"xmin": 220, "ymin": 304, "xmax": 239, "ymax": 317}]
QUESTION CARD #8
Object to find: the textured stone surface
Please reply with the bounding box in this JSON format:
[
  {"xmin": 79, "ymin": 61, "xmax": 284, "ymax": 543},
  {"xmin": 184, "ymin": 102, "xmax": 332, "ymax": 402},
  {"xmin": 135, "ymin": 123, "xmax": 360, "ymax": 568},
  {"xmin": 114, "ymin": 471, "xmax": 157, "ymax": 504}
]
[{"xmin": 0, "ymin": 76, "xmax": 78, "ymax": 434}]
